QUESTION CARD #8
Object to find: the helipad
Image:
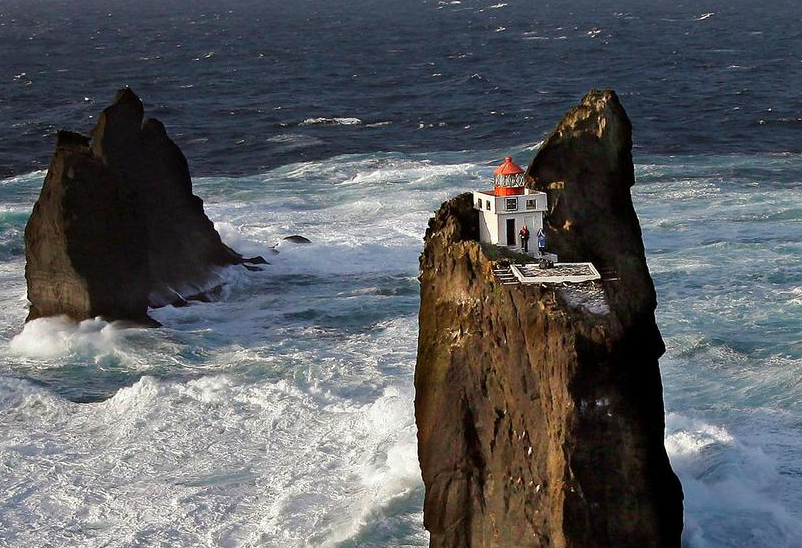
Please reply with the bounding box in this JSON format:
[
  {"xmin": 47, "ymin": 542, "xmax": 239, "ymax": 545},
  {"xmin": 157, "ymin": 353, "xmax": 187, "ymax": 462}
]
[{"xmin": 494, "ymin": 262, "xmax": 601, "ymax": 285}]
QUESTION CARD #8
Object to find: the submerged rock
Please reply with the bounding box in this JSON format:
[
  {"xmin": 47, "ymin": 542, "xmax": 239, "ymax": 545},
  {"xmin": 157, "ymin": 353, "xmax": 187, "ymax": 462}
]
[
  {"xmin": 24, "ymin": 88, "xmax": 264, "ymax": 325},
  {"xmin": 415, "ymin": 90, "xmax": 683, "ymax": 547},
  {"xmin": 283, "ymin": 235, "xmax": 312, "ymax": 244}
]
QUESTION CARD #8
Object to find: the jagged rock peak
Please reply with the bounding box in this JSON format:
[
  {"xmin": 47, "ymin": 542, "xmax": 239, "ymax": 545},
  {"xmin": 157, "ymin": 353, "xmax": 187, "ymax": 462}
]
[
  {"xmin": 536, "ymin": 89, "xmax": 633, "ymax": 174},
  {"xmin": 527, "ymin": 89, "xmax": 652, "ymax": 327},
  {"xmin": 90, "ymin": 87, "xmax": 145, "ymax": 163},
  {"xmin": 24, "ymin": 88, "xmax": 264, "ymax": 325}
]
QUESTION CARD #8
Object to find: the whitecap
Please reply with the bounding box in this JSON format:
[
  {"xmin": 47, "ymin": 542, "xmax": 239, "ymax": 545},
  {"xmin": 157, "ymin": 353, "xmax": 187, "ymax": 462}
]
[
  {"xmin": 9, "ymin": 316, "xmax": 124, "ymax": 360},
  {"xmin": 298, "ymin": 117, "xmax": 363, "ymax": 127},
  {"xmin": 665, "ymin": 412, "xmax": 802, "ymax": 546},
  {"xmin": 4, "ymin": 149, "xmax": 802, "ymax": 548},
  {"xmin": 266, "ymin": 133, "xmax": 325, "ymax": 150}
]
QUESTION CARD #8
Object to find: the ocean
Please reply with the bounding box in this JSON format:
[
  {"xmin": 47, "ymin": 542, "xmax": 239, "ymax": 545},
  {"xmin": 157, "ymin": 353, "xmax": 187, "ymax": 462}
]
[{"xmin": 1, "ymin": 0, "xmax": 801, "ymax": 546}]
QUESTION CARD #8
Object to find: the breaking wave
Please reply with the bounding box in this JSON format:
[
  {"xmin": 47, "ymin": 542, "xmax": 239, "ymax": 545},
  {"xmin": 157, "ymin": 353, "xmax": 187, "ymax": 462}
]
[
  {"xmin": 299, "ymin": 117, "xmax": 364, "ymax": 127},
  {"xmin": 2, "ymin": 150, "xmax": 802, "ymax": 547}
]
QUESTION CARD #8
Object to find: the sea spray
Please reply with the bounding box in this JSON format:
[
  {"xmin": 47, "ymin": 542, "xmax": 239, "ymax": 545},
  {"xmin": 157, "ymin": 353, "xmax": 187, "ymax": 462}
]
[{"xmin": 0, "ymin": 150, "xmax": 801, "ymax": 546}]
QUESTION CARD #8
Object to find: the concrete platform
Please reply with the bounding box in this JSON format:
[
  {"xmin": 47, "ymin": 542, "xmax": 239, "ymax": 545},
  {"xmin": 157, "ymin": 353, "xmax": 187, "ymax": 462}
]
[{"xmin": 510, "ymin": 262, "xmax": 600, "ymax": 284}]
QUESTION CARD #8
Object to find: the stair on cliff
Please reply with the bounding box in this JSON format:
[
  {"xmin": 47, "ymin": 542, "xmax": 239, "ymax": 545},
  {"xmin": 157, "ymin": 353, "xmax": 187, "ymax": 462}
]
[{"xmin": 492, "ymin": 267, "xmax": 519, "ymax": 285}]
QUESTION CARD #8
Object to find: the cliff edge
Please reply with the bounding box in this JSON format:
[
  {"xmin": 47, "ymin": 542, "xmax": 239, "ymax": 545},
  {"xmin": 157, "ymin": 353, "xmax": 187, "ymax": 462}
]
[
  {"xmin": 415, "ymin": 90, "xmax": 683, "ymax": 547},
  {"xmin": 24, "ymin": 88, "xmax": 264, "ymax": 325}
]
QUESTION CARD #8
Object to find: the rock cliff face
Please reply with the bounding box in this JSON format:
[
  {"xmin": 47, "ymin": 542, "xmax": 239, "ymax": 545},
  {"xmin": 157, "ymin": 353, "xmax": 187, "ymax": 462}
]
[
  {"xmin": 415, "ymin": 90, "xmax": 683, "ymax": 548},
  {"xmin": 24, "ymin": 88, "xmax": 264, "ymax": 324}
]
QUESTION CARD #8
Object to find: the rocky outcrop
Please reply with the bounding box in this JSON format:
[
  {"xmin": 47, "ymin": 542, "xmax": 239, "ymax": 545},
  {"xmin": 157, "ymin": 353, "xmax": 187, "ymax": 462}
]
[
  {"xmin": 24, "ymin": 88, "xmax": 264, "ymax": 325},
  {"xmin": 283, "ymin": 235, "xmax": 312, "ymax": 244},
  {"xmin": 415, "ymin": 90, "xmax": 683, "ymax": 548}
]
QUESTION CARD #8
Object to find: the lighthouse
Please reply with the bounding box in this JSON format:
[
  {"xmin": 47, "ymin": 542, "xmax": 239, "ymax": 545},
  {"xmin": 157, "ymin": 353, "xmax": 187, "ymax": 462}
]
[{"xmin": 473, "ymin": 156, "xmax": 548, "ymax": 254}]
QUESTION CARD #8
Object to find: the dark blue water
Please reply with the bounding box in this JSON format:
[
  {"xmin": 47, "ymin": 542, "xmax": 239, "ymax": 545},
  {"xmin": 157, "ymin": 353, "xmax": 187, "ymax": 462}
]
[{"xmin": 2, "ymin": 0, "xmax": 802, "ymax": 178}]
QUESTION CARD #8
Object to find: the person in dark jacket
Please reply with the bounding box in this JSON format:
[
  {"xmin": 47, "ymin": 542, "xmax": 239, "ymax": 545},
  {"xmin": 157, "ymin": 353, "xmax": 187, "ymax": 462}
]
[{"xmin": 519, "ymin": 225, "xmax": 530, "ymax": 252}]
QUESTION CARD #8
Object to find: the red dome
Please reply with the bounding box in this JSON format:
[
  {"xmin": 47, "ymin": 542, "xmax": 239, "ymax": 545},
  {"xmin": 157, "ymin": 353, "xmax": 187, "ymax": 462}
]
[{"xmin": 493, "ymin": 156, "xmax": 524, "ymax": 176}]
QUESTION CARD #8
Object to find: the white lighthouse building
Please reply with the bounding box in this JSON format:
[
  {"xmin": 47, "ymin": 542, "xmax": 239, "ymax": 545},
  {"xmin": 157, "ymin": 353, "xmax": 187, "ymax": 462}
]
[{"xmin": 473, "ymin": 156, "xmax": 548, "ymax": 254}]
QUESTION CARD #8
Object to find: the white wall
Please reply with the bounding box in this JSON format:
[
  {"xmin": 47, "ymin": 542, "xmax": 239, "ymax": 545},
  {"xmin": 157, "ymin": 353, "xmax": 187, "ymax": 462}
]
[
  {"xmin": 497, "ymin": 212, "xmax": 543, "ymax": 248},
  {"xmin": 474, "ymin": 190, "xmax": 544, "ymax": 249},
  {"xmin": 479, "ymin": 210, "xmax": 498, "ymax": 244},
  {"xmin": 478, "ymin": 211, "xmax": 490, "ymax": 243}
]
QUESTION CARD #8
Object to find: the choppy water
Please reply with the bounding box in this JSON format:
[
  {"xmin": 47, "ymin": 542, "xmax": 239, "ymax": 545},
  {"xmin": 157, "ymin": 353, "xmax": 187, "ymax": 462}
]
[
  {"xmin": 1, "ymin": 150, "xmax": 801, "ymax": 547},
  {"xmin": 2, "ymin": 0, "xmax": 802, "ymax": 546},
  {"xmin": 3, "ymin": 0, "xmax": 802, "ymax": 178}
]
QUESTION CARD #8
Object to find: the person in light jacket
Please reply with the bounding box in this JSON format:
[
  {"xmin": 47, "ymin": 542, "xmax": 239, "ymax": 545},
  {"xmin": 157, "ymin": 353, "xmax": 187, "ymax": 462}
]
[{"xmin": 537, "ymin": 228, "xmax": 546, "ymax": 255}]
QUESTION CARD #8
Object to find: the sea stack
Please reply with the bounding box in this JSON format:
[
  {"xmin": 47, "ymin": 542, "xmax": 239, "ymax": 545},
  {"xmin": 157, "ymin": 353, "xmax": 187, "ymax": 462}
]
[
  {"xmin": 415, "ymin": 90, "xmax": 683, "ymax": 547},
  {"xmin": 24, "ymin": 88, "xmax": 264, "ymax": 325}
]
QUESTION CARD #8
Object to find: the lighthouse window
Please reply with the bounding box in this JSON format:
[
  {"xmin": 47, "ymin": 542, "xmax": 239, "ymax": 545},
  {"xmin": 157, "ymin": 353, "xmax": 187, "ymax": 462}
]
[
  {"xmin": 505, "ymin": 198, "xmax": 518, "ymax": 211},
  {"xmin": 526, "ymin": 199, "xmax": 537, "ymax": 210},
  {"xmin": 485, "ymin": 200, "xmax": 491, "ymax": 210},
  {"xmin": 477, "ymin": 197, "xmax": 482, "ymax": 208}
]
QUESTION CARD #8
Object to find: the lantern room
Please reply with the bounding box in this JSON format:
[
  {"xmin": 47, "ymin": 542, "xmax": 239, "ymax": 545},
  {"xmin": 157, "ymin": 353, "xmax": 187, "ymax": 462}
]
[
  {"xmin": 473, "ymin": 156, "xmax": 548, "ymax": 255},
  {"xmin": 493, "ymin": 156, "xmax": 526, "ymax": 196}
]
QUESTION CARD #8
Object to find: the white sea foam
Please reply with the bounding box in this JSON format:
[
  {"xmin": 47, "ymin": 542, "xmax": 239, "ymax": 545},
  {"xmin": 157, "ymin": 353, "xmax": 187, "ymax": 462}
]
[
  {"xmin": 0, "ymin": 170, "xmax": 46, "ymax": 188},
  {"xmin": 8, "ymin": 316, "xmax": 123, "ymax": 359},
  {"xmin": 2, "ymin": 151, "xmax": 802, "ymax": 547},
  {"xmin": 0, "ymin": 315, "xmax": 424, "ymax": 547},
  {"xmin": 266, "ymin": 133, "xmax": 325, "ymax": 150},
  {"xmin": 666, "ymin": 413, "xmax": 802, "ymax": 547},
  {"xmin": 299, "ymin": 117, "xmax": 363, "ymax": 127}
]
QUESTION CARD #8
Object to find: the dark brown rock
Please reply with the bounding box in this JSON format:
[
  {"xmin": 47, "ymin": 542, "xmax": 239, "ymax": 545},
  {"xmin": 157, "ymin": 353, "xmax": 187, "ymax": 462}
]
[
  {"xmin": 526, "ymin": 89, "xmax": 654, "ymax": 327},
  {"xmin": 283, "ymin": 235, "xmax": 312, "ymax": 244},
  {"xmin": 415, "ymin": 90, "xmax": 683, "ymax": 548},
  {"xmin": 24, "ymin": 88, "xmax": 264, "ymax": 325}
]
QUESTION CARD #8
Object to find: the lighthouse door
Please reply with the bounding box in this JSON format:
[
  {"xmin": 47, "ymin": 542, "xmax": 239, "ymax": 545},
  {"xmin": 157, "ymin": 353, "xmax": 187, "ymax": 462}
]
[{"xmin": 505, "ymin": 219, "xmax": 516, "ymax": 246}]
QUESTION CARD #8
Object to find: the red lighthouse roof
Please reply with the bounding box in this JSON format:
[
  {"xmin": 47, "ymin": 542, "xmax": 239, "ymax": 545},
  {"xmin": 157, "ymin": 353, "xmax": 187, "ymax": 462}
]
[
  {"xmin": 492, "ymin": 156, "xmax": 526, "ymax": 196},
  {"xmin": 493, "ymin": 156, "xmax": 524, "ymax": 176}
]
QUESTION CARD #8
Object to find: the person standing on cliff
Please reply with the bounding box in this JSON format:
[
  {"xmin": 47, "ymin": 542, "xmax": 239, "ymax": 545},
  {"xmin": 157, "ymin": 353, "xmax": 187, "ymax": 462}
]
[
  {"xmin": 537, "ymin": 227, "xmax": 547, "ymax": 256},
  {"xmin": 519, "ymin": 225, "xmax": 530, "ymax": 252}
]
